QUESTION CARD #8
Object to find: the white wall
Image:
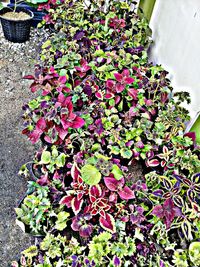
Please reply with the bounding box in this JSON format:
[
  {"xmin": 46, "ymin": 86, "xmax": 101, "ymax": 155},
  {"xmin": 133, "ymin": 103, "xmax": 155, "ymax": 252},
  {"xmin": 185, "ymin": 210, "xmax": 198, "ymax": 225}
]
[{"xmin": 149, "ymin": 0, "xmax": 200, "ymax": 117}]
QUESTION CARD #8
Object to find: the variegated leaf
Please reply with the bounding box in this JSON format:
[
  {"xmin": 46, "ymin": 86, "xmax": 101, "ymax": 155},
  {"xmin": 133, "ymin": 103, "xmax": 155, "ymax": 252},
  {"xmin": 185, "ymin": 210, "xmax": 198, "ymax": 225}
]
[
  {"xmin": 163, "ymin": 178, "xmax": 172, "ymax": 190},
  {"xmin": 99, "ymin": 213, "xmax": 116, "ymax": 233},
  {"xmin": 173, "ymin": 195, "xmax": 184, "ymax": 208},
  {"xmin": 146, "ymin": 159, "xmax": 160, "ymax": 167},
  {"xmin": 181, "ymin": 220, "xmax": 193, "ymax": 241},
  {"xmin": 71, "ymin": 197, "xmax": 83, "ymax": 215}
]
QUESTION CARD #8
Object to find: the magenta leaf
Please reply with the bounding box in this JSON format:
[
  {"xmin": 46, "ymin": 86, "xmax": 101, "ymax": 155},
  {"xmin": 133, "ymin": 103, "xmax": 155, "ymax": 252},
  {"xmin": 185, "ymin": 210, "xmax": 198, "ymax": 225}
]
[
  {"xmin": 71, "ymin": 197, "xmax": 84, "ymax": 215},
  {"xmin": 106, "ymin": 79, "xmax": 115, "ymax": 89},
  {"xmin": 36, "ymin": 118, "xmax": 46, "ymax": 130},
  {"xmin": 114, "ymin": 72, "xmax": 123, "ymax": 82},
  {"xmin": 59, "ymin": 195, "xmax": 73, "ymax": 208},
  {"xmin": 152, "ymin": 199, "xmax": 180, "ymax": 229},
  {"xmin": 29, "ymin": 129, "xmax": 43, "ymax": 144},
  {"xmin": 146, "ymin": 159, "xmax": 160, "ymax": 167},
  {"xmin": 95, "ymin": 91, "xmax": 104, "ymax": 100},
  {"xmin": 89, "ymin": 185, "xmax": 102, "ymax": 199},
  {"xmin": 37, "ymin": 173, "xmax": 50, "ymax": 186},
  {"xmin": 99, "ymin": 213, "xmax": 116, "ymax": 233},
  {"xmin": 61, "ymin": 117, "xmax": 71, "ymax": 130},
  {"xmin": 116, "ymin": 83, "xmax": 125, "ymax": 93},
  {"xmin": 105, "ymin": 93, "xmax": 115, "ymax": 99},
  {"xmin": 71, "ymin": 116, "xmax": 85, "ymax": 129},
  {"xmin": 124, "ymin": 77, "xmax": 134, "ymax": 84},
  {"xmin": 104, "ymin": 177, "xmax": 124, "ymax": 191},
  {"xmin": 184, "ymin": 132, "xmax": 196, "ymax": 142},
  {"xmin": 58, "ymin": 76, "xmax": 67, "ymax": 84},
  {"xmin": 57, "ymin": 92, "xmax": 66, "ymax": 103},
  {"xmin": 128, "ymin": 88, "xmax": 138, "ymax": 99},
  {"xmin": 71, "ymin": 163, "xmax": 80, "ymax": 180},
  {"xmin": 151, "ymin": 205, "xmax": 163, "ymax": 218},
  {"xmin": 122, "ymin": 69, "xmax": 130, "ymax": 77},
  {"xmin": 56, "ymin": 127, "xmax": 68, "ymax": 140},
  {"xmin": 23, "ymin": 75, "xmax": 34, "ymax": 80},
  {"xmin": 118, "ymin": 186, "xmax": 135, "ymax": 200}
]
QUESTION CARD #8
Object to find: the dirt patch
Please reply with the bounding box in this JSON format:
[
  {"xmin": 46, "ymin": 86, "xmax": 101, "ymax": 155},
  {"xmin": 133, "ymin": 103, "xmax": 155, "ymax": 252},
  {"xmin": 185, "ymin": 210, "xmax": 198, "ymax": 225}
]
[{"xmin": 0, "ymin": 24, "xmax": 49, "ymax": 266}]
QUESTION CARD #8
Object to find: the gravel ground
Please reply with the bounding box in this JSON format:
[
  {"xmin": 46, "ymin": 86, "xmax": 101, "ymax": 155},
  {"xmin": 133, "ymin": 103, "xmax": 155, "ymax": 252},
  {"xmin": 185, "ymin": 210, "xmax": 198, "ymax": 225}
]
[{"xmin": 0, "ymin": 25, "xmax": 49, "ymax": 267}]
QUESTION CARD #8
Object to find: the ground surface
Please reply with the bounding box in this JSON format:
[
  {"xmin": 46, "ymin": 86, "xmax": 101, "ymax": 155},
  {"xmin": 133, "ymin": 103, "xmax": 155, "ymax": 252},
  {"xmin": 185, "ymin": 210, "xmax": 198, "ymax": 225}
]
[{"xmin": 0, "ymin": 25, "xmax": 48, "ymax": 266}]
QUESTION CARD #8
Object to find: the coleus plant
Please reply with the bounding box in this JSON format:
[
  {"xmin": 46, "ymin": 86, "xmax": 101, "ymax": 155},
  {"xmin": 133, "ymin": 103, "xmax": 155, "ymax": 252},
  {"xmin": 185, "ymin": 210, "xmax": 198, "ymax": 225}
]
[
  {"xmin": 38, "ymin": 0, "xmax": 151, "ymax": 70},
  {"xmin": 13, "ymin": 0, "xmax": 200, "ymax": 266},
  {"xmin": 59, "ymin": 159, "xmax": 135, "ymax": 234},
  {"xmin": 22, "ymin": 90, "xmax": 85, "ymax": 144}
]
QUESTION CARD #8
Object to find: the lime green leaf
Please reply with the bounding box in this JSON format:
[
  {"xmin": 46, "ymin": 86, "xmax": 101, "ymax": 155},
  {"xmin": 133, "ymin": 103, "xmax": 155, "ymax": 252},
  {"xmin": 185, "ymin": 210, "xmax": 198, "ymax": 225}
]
[
  {"xmin": 40, "ymin": 151, "xmax": 51, "ymax": 164},
  {"xmin": 108, "ymin": 145, "xmax": 120, "ymax": 155},
  {"xmin": 55, "ymin": 153, "xmax": 66, "ymax": 167},
  {"xmin": 22, "ymin": 245, "xmax": 38, "ymax": 258},
  {"xmin": 81, "ymin": 164, "xmax": 101, "ymax": 185},
  {"xmin": 29, "ymin": 99, "xmax": 40, "ymax": 109},
  {"xmin": 55, "ymin": 211, "xmax": 70, "ymax": 231},
  {"xmin": 86, "ymin": 157, "xmax": 98, "ymax": 165},
  {"xmin": 52, "ymin": 146, "xmax": 58, "ymax": 158},
  {"xmin": 91, "ymin": 143, "xmax": 101, "ymax": 151},
  {"xmin": 59, "ymin": 69, "xmax": 67, "ymax": 76},
  {"xmin": 41, "ymin": 39, "xmax": 51, "ymax": 49},
  {"xmin": 120, "ymin": 148, "xmax": 133, "ymax": 159},
  {"xmin": 111, "ymin": 164, "xmax": 123, "ymax": 180}
]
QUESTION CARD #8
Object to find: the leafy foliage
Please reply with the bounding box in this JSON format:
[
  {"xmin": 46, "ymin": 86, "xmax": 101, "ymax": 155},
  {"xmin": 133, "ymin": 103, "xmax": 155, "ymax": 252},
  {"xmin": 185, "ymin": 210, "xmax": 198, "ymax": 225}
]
[{"xmin": 12, "ymin": 0, "xmax": 200, "ymax": 266}]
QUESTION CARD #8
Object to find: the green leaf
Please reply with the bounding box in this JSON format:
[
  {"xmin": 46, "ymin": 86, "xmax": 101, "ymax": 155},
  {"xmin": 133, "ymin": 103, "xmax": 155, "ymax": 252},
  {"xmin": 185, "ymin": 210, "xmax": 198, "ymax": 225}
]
[
  {"xmin": 29, "ymin": 99, "xmax": 40, "ymax": 109},
  {"xmin": 40, "ymin": 151, "xmax": 51, "ymax": 164},
  {"xmin": 91, "ymin": 143, "xmax": 101, "ymax": 152},
  {"xmin": 59, "ymin": 69, "xmax": 67, "ymax": 76},
  {"xmin": 86, "ymin": 157, "xmax": 98, "ymax": 165},
  {"xmin": 108, "ymin": 145, "xmax": 120, "ymax": 155},
  {"xmin": 55, "ymin": 153, "xmax": 66, "ymax": 167},
  {"xmin": 22, "ymin": 245, "xmax": 38, "ymax": 258},
  {"xmin": 41, "ymin": 39, "xmax": 51, "ymax": 49},
  {"xmin": 55, "ymin": 211, "xmax": 70, "ymax": 231},
  {"xmin": 118, "ymin": 100, "xmax": 123, "ymax": 111},
  {"xmin": 134, "ymin": 227, "xmax": 144, "ymax": 241},
  {"xmin": 109, "ymin": 98, "xmax": 115, "ymax": 106},
  {"xmin": 93, "ymin": 49, "xmax": 105, "ymax": 57},
  {"xmin": 111, "ymin": 164, "xmax": 123, "ymax": 180},
  {"xmin": 81, "ymin": 164, "xmax": 101, "ymax": 185},
  {"xmin": 120, "ymin": 148, "xmax": 133, "ymax": 159},
  {"xmin": 27, "ymin": 0, "xmax": 48, "ymax": 4},
  {"xmin": 51, "ymin": 146, "xmax": 58, "ymax": 158}
]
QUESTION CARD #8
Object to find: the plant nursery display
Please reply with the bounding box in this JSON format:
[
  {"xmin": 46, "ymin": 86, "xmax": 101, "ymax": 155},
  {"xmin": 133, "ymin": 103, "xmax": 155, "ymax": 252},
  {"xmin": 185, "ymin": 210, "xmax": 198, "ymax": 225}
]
[{"xmin": 11, "ymin": 0, "xmax": 200, "ymax": 266}]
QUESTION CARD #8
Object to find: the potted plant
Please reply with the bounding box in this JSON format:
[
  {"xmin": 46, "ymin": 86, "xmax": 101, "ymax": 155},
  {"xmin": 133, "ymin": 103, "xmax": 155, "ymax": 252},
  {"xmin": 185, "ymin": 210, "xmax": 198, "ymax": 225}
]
[
  {"xmin": 0, "ymin": 0, "xmax": 48, "ymax": 42},
  {"xmin": 0, "ymin": 0, "xmax": 34, "ymax": 43}
]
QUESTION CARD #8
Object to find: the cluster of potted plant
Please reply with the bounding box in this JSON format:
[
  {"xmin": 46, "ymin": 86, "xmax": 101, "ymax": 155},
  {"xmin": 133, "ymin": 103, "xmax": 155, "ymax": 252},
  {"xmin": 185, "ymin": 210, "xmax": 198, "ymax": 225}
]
[{"xmin": 11, "ymin": 0, "xmax": 200, "ymax": 266}]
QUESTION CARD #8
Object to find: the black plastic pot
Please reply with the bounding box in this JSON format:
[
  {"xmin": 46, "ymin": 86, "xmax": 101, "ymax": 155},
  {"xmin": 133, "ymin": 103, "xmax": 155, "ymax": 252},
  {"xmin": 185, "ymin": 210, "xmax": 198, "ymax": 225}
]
[{"xmin": 0, "ymin": 7, "xmax": 34, "ymax": 43}]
